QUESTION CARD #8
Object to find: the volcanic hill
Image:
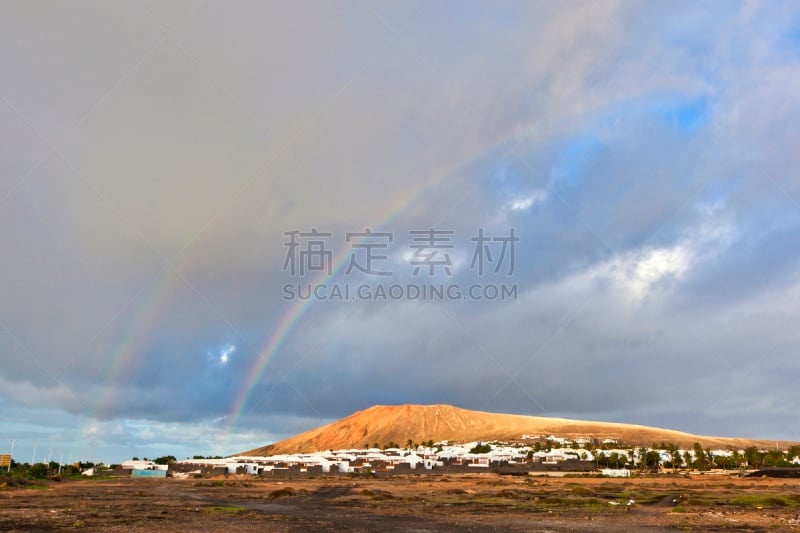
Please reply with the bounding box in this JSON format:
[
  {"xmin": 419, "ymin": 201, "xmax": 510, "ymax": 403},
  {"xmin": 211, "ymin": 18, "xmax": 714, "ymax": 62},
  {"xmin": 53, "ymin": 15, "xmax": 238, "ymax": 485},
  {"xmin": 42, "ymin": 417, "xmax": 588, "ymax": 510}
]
[{"xmin": 240, "ymin": 404, "xmax": 795, "ymax": 456}]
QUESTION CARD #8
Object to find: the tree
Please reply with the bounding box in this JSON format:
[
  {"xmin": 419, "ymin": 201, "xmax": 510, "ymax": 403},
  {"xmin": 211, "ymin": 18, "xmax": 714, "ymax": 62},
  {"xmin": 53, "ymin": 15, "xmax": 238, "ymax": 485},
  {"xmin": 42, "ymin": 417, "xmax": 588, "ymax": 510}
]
[
  {"xmin": 62, "ymin": 464, "xmax": 80, "ymax": 475},
  {"xmin": 693, "ymin": 443, "xmax": 707, "ymax": 470},
  {"xmin": 643, "ymin": 450, "xmax": 660, "ymax": 471},
  {"xmin": 637, "ymin": 448, "xmax": 649, "ymax": 471},
  {"xmin": 765, "ymin": 449, "xmax": 785, "ymax": 467},
  {"xmin": 787, "ymin": 446, "xmax": 800, "ymax": 462},
  {"xmin": 608, "ymin": 452, "xmax": 622, "ymax": 469},
  {"xmin": 29, "ymin": 463, "xmax": 49, "ymax": 478},
  {"xmin": 595, "ymin": 451, "xmax": 607, "ymax": 468},
  {"xmin": 154, "ymin": 456, "xmax": 176, "ymax": 465},
  {"xmin": 714, "ymin": 454, "xmax": 736, "ymax": 469},
  {"xmin": 664, "ymin": 443, "xmax": 681, "ymax": 469},
  {"xmin": 671, "ymin": 450, "xmax": 683, "ymax": 469},
  {"xmin": 744, "ymin": 446, "xmax": 762, "ymax": 468},
  {"xmin": 469, "ymin": 443, "xmax": 492, "ymax": 454},
  {"xmin": 731, "ymin": 450, "xmax": 743, "ymax": 469}
]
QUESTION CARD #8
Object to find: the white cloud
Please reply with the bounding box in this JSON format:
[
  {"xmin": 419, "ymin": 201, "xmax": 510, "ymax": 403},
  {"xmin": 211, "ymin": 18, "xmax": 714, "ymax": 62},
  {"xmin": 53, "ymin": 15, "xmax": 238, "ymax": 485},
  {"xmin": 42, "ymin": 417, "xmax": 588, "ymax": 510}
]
[
  {"xmin": 219, "ymin": 344, "xmax": 235, "ymax": 366},
  {"xmin": 509, "ymin": 190, "xmax": 548, "ymax": 211},
  {"xmin": 609, "ymin": 246, "xmax": 693, "ymax": 302}
]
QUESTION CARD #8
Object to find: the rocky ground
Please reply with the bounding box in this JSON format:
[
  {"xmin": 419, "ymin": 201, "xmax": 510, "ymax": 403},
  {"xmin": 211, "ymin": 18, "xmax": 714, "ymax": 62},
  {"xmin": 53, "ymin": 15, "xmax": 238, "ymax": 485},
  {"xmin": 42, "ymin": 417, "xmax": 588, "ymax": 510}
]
[{"xmin": 2, "ymin": 472, "xmax": 800, "ymax": 531}]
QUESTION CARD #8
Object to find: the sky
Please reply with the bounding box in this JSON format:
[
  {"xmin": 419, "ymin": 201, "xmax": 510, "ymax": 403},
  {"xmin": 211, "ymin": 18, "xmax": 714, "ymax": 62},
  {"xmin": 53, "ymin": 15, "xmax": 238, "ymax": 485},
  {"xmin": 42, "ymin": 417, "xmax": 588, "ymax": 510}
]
[{"xmin": 1, "ymin": 1, "xmax": 800, "ymax": 464}]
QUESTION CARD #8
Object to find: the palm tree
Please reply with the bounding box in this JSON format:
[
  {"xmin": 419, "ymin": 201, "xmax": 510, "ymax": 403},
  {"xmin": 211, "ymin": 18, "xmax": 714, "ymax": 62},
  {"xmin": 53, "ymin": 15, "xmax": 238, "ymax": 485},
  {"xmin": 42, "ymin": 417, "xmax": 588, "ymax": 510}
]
[
  {"xmin": 693, "ymin": 443, "xmax": 705, "ymax": 470},
  {"xmin": 671, "ymin": 448, "xmax": 682, "ymax": 469}
]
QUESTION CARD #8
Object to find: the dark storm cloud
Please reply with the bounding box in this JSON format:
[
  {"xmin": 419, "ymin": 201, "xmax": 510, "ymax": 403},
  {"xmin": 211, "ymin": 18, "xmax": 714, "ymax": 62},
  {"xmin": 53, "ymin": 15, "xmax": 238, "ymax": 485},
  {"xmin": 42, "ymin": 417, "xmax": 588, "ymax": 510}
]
[{"xmin": 1, "ymin": 1, "xmax": 799, "ymax": 461}]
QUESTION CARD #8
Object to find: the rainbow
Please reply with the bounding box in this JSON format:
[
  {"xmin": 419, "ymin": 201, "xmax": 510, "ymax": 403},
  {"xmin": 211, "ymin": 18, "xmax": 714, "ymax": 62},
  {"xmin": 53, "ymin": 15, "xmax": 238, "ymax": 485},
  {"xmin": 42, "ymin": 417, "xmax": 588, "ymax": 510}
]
[
  {"xmin": 219, "ymin": 140, "xmax": 553, "ymax": 448},
  {"xmin": 220, "ymin": 190, "xmax": 437, "ymax": 444},
  {"xmin": 94, "ymin": 263, "xmax": 175, "ymax": 420},
  {"xmin": 222, "ymin": 246, "xmax": 353, "ymax": 436},
  {"xmin": 220, "ymin": 150, "xmax": 502, "ymax": 445},
  {"xmin": 94, "ymin": 105, "xmax": 594, "ymax": 448}
]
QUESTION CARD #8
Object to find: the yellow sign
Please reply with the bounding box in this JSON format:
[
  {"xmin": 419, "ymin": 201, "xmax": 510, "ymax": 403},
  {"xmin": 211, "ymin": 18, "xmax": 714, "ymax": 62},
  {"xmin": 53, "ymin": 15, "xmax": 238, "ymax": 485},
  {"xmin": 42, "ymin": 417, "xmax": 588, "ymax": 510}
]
[{"xmin": 0, "ymin": 455, "xmax": 11, "ymax": 468}]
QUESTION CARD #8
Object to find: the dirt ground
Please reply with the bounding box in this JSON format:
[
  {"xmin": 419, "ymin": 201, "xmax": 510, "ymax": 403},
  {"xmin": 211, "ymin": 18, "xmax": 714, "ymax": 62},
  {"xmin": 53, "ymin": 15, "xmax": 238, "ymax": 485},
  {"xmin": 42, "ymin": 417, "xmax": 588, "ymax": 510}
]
[{"xmin": 2, "ymin": 472, "xmax": 800, "ymax": 532}]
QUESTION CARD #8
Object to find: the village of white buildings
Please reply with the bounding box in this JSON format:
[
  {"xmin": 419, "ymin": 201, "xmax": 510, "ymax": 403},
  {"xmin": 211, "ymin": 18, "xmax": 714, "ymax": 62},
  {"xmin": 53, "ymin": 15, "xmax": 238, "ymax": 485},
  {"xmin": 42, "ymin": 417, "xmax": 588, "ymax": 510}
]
[{"xmin": 104, "ymin": 435, "xmax": 800, "ymax": 479}]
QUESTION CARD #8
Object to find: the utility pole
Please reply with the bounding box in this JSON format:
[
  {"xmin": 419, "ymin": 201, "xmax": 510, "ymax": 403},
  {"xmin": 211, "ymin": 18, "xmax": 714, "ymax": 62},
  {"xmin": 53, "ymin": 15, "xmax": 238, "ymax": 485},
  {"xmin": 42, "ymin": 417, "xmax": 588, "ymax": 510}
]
[
  {"xmin": 58, "ymin": 452, "xmax": 64, "ymax": 475},
  {"xmin": 32, "ymin": 442, "xmax": 38, "ymax": 464},
  {"xmin": 8, "ymin": 440, "xmax": 16, "ymax": 473}
]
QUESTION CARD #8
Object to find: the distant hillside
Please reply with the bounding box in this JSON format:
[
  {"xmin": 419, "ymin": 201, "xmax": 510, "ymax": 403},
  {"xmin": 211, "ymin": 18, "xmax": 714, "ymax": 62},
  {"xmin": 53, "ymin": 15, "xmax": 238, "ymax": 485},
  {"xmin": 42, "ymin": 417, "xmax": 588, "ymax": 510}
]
[{"xmin": 239, "ymin": 404, "xmax": 796, "ymax": 456}]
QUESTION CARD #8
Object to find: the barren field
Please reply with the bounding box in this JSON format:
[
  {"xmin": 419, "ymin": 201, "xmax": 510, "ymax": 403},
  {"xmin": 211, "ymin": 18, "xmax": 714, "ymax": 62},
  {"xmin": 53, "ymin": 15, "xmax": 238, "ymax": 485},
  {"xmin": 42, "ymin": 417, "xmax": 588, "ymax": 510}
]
[{"xmin": 2, "ymin": 473, "xmax": 800, "ymax": 532}]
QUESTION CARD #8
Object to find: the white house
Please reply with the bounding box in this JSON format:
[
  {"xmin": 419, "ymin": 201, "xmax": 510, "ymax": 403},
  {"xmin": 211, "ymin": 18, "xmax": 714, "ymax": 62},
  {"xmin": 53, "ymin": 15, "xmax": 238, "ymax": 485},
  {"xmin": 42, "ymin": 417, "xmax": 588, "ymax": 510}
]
[{"xmin": 121, "ymin": 460, "xmax": 167, "ymax": 471}]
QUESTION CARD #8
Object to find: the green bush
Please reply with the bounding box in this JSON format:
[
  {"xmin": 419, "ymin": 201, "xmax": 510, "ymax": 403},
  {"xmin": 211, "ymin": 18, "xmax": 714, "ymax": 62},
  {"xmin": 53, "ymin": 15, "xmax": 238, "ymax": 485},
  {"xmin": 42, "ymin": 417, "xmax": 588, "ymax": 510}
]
[{"xmin": 29, "ymin": 463, "xmax": 50, "ymax": 479}]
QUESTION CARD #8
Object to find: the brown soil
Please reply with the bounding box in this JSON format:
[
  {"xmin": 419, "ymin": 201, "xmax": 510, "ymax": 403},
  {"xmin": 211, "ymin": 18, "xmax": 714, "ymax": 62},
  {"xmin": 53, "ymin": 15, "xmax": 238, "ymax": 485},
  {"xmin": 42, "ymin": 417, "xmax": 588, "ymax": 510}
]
[
  {"xmin": 243, "ymin": 404, "xmax": 799, "ymax": 455},
  {"xmin": 2, "ymin": 473, "xmax": 800, "ymax": 531}
]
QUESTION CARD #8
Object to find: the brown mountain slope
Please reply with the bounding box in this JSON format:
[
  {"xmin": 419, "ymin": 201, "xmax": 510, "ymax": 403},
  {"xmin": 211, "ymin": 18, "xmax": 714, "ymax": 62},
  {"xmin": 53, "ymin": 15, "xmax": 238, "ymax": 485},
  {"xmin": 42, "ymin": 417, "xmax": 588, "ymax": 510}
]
[{"xmin": 240, "ymin": 404, "xmax": 796, "ymax": 456}]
